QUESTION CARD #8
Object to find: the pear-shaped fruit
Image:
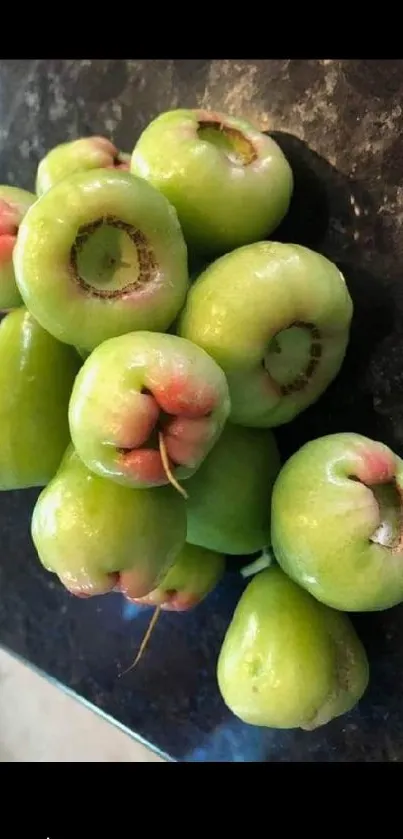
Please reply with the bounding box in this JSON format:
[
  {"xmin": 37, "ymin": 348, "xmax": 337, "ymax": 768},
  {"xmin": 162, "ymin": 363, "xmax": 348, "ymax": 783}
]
[
  {"xmin": 217, "ymin": 566, "xmax": 369, "ymax": 730},
  {"xmin": 36, "ymin": 136, "xmax": 130, "ymax": 196},
  {"xmin": 186, "ymin": 422, "xmax": 281, "ymax": 554},
  {"xmin": 0, "ymin": 308, "xmax": 80, "ymax": 490},
  {"xmin": 69, "ymin": 331, "xmax": 231, "ymax": 490},
  {"xmin": 0, "ymin": 185, "xmax": 36, "ymax": 310},
  {"xmin": 32, "ymin": 446, "xmax": 187, "ymax": 599},
  {"xmin": 272, "ymin": 432, "xmax": 403, "ymax": 612},
  {"xmin": 179, "ymin": 242, "xmax": 353, "ymax": 428},
  {"xmin": 131, "ymin": 108, "xmax": 293, "ymax": 256},
  {"xmin": 14, "ymin": 169, "xmax": 189, "ymax": 352},
  {"xmin": 130, "ymin": 543, "xmax": 225, "ymax": 611}
]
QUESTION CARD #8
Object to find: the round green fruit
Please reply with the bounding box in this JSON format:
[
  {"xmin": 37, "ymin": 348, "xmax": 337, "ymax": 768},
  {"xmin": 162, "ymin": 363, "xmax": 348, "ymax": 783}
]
[
  {"xmin": 179, "ymin": 242, "xmax": 353, "ymax": 427},
  {"xmin": 0, "ymin": 308, "xmax": 80, "ymax": 490},
  {"xmin": 68, "ymin": 331, "xmax": 231, "ymax": 489},
  {"xmin": 272, "ymin": 432, "xmax": 403, "ymax": 612},
  {"xmin": 0, "ymin": 185, "xmax": 36, "ymax": 310},
  {"xmin": 131, "ymin": 108, "xmax": 293, "ymax": 256},
  {"xmin": 14, "ymin": 169, "xmax": 189, "ymax": 352},
  {"xmin": 217, "ymin": 566, "xmax": 369, "ymax": 730},
  {"xmin": 186, "ymin": 422, "xmax": 281, "ymax": 554},
  {"xmin": 129, "ymin": 543, "xmax": 225, "ymax": 611},
  {"xmin": 36, "ymin": 135, "xmax": 130, "ymax": 196},
  {"xmin": 32, "ymin": 445, "xmax": 187, "ymax": 599}
]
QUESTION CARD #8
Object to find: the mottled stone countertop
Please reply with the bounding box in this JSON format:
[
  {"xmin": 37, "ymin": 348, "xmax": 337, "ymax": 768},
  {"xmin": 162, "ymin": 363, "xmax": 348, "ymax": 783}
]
[{"xmin": 1, "ymin": 59, "xmax": 403, "ymax": 761}]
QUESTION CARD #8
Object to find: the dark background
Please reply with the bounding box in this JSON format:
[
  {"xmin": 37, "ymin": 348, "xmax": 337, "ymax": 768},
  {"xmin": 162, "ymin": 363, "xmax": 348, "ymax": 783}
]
[{"xmin": 1, "ymin": 59, "xmax": 403, "ymax": 761}]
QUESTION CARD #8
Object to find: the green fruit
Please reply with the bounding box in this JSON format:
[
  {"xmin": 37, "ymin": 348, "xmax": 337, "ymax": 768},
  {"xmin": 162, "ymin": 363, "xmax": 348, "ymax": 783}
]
[
  {"xmin": 272, "ymin": 432, "xmax": 403, "ymax": 612},
  {"xmin": 186, "ymin": 422, "xmax": 281, "ymax": 554},
  {"xmin": 131, "ymin": 108, "xmax": 293, "ymax": 256},
  {"xmin": 130, "ymin": 543, "xmax": 225, "ymax": 611},
  {"xmin": 69, "ymin": 331, "xmax": 231, "ymax": 489},
  {"xmin": 32, "ymin": 445, "xmax": 187, "ymax": 598},
  {"xmin": 36, "ymin": 135, "xmax": 130, "ymax": 196},
  {"xmin": 217, "ymin": 566, "xmax": 369, "ymax": 730},
  {"xmin": 179, "ymin": 242, "xmax": 353, "ymax": 427},
  {"xmin": 0, "ymin": 308, "xmax": 80, "ymax": 490},
  {"xmin": 14, "ymin": 169, "xmax": 189, "ymax": 352},
  {"xmin": 0, "ymin": 186, "xmax": 36, "ymax": 310}
]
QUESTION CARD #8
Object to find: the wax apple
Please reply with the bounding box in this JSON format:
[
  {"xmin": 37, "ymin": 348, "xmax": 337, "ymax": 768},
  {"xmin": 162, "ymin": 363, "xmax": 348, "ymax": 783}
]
[
  {"xmin": 14, "ymin": 169, "xmax": 189, "ymax": 352},
  {"xmin": 179, "ymin": 242, "xmax": 353, "ymax": 427},
  {"xmin": 0, "ymin": 308, "xmax": 80, "ymax": 490},
  {"xmin": 186, "ymin": 422, "xmax": 281, "ymax": 554},
  {"xmin": 31, "ymin": 446, "xmax": 187, "ymax": 599},
  {"xmin": 272, "ymin": 432, "xmax": 403, "ymax": 612},
  {"xmin": 129, "ymin": 543, "xmax": 225, "ymax": 611},
  {"xmin": 0, "ymin": 185, "xmax": 35, "ymax": 310},
  {"xmin": 69, "ymin": 331, "xmax": 231, "ymax": 489},
  {"xmin": 217, "ymin": 566, "xmax": 369, "ymax": 730},
  {"xmin": 36, "ymin": 135, "xmax": 130, "ymax": 196},
  {"xmin": 131, "ymin": 108, "xmax": 293, "ymax": 256}
]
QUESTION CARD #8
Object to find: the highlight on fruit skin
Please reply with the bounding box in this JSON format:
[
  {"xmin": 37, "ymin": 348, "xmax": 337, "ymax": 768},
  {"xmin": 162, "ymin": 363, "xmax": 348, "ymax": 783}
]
[
  {"xmin": 68, "ymin": 331, "xmax": 231, "ymax": 490},
  {"xmin": 0, "ymin": 307, "xmax": 80, "ymax": 490},
  {"xmin": 179, "ymin": 241, "xmax": 353, "ymax": 428},
  {"xmin": 127, "ymin": 543, "xmax": 225, "ymax": 611},
  {"xmin": 0, "ymin": 185, "xmax": 36, "ymax": 310},
  {"xmin": 36, "ymin": 135, "xmax": 130, "ymax": 196},
  {"xmin": 217, "ymin": 565, "xmax": 369, "ymax": 730},
  {"xmin": 131, "ymin": 108, "xmax": 293, "ymax": 256},
  {"xmin": 271, "ymin": 432, "xmax": 403, "ymax": 613},
  {"xmin": 31, "ymin": 445, "xmax": 187, "ymax": 600},
  {"xmin": 14, "ymin": 168, "xmax": 189, "ymax": 352},
  {"xmin": 185, "ymin": 422, "xmax": 281, "ymax": 555}
]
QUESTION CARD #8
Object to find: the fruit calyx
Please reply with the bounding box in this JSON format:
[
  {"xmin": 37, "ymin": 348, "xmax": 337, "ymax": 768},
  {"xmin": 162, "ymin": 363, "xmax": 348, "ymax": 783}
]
[
  {"xmin": 0, "ymin": 199, "xmax": 20, "ymax": 264},
  {"xmin": 112, "ymin": 371, "xmax": 219, "ymax": 489},
  {"xmin": 196, "ymin": 113, "xmax": 257, "ymax": 166},
  {"xmin": 117, "ymin": 393, "xmax": 213, "ymax": 489},
  {"xmin": 90, "ymin": 136, "xmax": 130, "ymax": 171},
  {"xmin": 369, "ymin": 480, "xmax": 403, "ymax": 550},
  {"xmin": 112, "ymin": 152, "xmax": 130, "ymax": 170},
  {"xmin": 65, "ymin": 570, "xmax": 119, "ymax": 598},
  {"xmin": 343, "ymin": 442, "xmax": 403, "ymax": 551},
  {"xmin": 126, "ymin": 587, "xmax": 198, "ymax": 612},
  {"xmin": 264, "ymin": 320, "xmax": 322, "ymax": 396},
  {"xmin": 69, "ymin": 215, "xmax": 158, "ymax": 299}
]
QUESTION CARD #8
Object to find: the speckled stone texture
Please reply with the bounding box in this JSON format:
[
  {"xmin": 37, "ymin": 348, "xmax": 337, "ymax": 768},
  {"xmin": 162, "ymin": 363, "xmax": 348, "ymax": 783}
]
[{"xmin": 1, "ymin": 59, "xmax": 403, "ymax": 761}]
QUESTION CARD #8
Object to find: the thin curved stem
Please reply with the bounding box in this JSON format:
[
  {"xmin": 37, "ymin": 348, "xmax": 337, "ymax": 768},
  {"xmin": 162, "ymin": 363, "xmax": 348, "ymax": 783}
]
[
  {"xmin": 119, "ymin": 605, "xmax": 162, "ymax": 676},
  {"xmin": 159, "ymin": 431, "xmax": 189, "ymax": 500}
]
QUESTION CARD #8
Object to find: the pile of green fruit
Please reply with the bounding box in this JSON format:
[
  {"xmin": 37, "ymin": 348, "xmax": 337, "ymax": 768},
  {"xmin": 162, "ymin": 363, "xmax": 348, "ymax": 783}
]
[{"xmin": 0, "ymin": 108, "xmax": 401, "ymax": 734}]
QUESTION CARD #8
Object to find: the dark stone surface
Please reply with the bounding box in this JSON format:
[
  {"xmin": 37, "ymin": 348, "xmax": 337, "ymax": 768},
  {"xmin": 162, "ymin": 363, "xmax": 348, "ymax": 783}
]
[{"xmin": 1, "ymin": 59, "xmax": 403, "ymax": 761}]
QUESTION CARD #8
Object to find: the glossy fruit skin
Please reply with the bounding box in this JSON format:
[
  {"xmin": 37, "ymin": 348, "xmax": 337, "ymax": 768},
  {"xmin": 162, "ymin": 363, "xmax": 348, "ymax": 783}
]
[
  {"xmin": 272, "ymin": 432, "xmax": 403, "ymax": 612},
  {"xmin": 69, "ymin": 331, "xmax": 231, "ymax": 489},
  {"xmin": 129, "ymin": 543, "xmax": 225, "ymax": 611},
  {"xmin": 179, "ymin": 242, "xmax": 353, "ymax": 428},
  {"xmin": 186, "ymin": 422, "xmax": 281, "ymax": 555},
  {"xmin": 32, "ymin": 446, "xmax": 187, "ymax": 599},
  {"xmin": 0, "ymin": 186, "xmax": 36, "ymax": 310},
  {"xmin": 36, "ymin": 136, "xmax": 130, "ymax": 196},
  {"xmin": 131, "ymin": 108, "xmax": 293, "ymax": 256},
  {"xmin": 14, "ymin": 169, "xmax": 189, "ymax": 352},
  {"xmin": 0, "ymin": 308, "xmax": 80, "ymax": 490},
  {"xmin": 217, "ymin": 566, "xmax": 369, "ymax": 730}
]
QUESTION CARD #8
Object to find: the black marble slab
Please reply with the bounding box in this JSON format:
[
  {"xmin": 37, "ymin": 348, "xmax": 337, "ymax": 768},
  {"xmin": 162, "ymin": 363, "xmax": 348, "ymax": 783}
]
[{"xmin": 1, "ymin": 59, "xmax": 403, "ymax": 761}]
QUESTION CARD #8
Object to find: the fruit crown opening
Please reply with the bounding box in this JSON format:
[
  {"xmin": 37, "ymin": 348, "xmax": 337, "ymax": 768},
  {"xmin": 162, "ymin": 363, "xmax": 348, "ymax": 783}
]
[
  {"xmin": 69, "ymin": 215, "xmax": 158, "ymax": 299},
  {"xmin": 197, "ymin": 119, "xmax": 258, "ymax": 166}
]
